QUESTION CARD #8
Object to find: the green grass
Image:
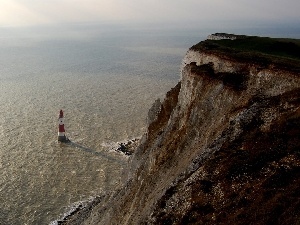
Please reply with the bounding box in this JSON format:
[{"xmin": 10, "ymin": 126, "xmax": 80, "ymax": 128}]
[{"xmin": 191, "ymin": 34, "xmax": 300, "ymax": 73}]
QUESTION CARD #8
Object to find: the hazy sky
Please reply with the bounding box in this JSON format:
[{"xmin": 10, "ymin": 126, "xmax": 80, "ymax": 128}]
[{"xmin": 0, "ymin": 0, "xmax": 300, "ymax": 27}]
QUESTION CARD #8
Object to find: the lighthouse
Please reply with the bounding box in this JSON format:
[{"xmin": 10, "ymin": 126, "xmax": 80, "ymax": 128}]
[{"xmin": 58, "ymin": 110, "xmax": 69, "ymax": 142}]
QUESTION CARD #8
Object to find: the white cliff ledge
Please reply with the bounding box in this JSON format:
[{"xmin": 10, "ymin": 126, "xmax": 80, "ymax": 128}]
[{"xmin": 207, "ymin": 33, "xmax": 238, "ymax": 40}]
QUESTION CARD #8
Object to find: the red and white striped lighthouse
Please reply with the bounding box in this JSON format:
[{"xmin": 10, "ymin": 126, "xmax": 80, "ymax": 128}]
[{"xmin": 58, "ymin": 110, "xmax": 69, "ymax": 142}]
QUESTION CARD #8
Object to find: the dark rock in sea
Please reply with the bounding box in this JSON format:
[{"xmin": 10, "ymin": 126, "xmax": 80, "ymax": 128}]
[{"xmin": 116, "ymin": 139, "xmax": 140, "ymax": 156}]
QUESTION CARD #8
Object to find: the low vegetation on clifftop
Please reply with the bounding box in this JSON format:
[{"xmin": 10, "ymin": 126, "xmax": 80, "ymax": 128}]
[
  {"xmin": 58, "ymin": 34, "xmax": 300, "ymax": 225},
  {"xmin": 192, "ymin": 34, "xmax": 300, "ymax": 73}
]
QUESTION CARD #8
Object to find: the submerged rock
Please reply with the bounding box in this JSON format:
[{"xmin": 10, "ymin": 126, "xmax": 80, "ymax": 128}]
[{"xmin": 116, "ymin": 139, "xmax": 140, "ymax": 156}]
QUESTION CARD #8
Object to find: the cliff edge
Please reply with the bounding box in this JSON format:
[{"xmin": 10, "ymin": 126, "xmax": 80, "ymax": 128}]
[{"xmin": 59, "ymin": 34, "xmax": 300, "ymax": 225}]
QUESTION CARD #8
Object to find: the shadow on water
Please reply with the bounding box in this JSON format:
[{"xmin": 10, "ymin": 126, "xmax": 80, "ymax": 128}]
[{"xmin": 65, "ymin": 141, "xmax": 126, "ymax": 165}]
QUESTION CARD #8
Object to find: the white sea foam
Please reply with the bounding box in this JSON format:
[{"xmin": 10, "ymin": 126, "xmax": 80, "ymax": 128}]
[
  {"xmin": 102, "ymin": 136, "xmax": 142, "ymax": 156},
  {"xmin": 49, "ymin": 196, "xmax": 99, "ymax": 225}
]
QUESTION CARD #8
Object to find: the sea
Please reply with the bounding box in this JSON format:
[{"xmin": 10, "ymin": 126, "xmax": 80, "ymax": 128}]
[{"xmin": 0, "ymin": 23, "xmax": 299, "ymax": 225}]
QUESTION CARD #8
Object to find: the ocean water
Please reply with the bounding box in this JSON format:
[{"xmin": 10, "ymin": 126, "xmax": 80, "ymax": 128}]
[{"xmin": 0, "ymin": 25, "xmax": 202, "ymax": 225}]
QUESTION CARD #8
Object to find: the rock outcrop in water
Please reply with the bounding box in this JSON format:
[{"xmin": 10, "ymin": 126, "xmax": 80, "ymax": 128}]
[{"xmin": 59, "ymin": 34, "xmax": 300, "ymax": 225}]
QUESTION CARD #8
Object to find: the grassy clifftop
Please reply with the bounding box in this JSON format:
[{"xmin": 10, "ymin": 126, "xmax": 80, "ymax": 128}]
[{"xmin": 191, "ymin": 34, "xmax": 300, "ymax": 72}]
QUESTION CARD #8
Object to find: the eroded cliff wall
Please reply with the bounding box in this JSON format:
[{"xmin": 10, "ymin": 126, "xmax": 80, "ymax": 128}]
[{"xmin": 62, "ymin": 37, "xmax": 300, "ymax": 225}]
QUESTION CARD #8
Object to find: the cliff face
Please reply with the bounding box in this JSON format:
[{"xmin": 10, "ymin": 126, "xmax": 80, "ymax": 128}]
[{"xmin": 62, "ymin": 36, "xmax": 300, "ymax": 225}]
